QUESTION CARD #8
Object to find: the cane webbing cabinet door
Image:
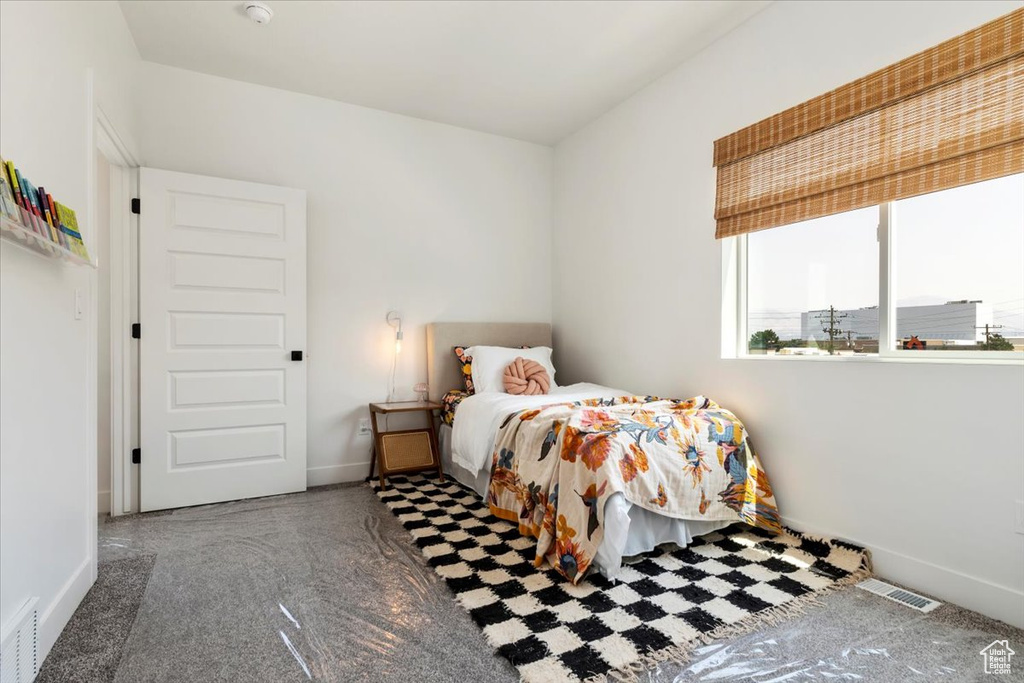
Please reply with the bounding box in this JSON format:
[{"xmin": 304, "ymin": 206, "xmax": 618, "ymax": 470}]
[{"xmin": 367, "ymin": 401, "xmax": 444, "ymax": 489}]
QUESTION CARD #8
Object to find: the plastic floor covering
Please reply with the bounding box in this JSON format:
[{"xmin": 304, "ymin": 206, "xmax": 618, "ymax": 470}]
[{"xmin": 36, "ymin": 482, "xmax": 1024, "ymax": 682}]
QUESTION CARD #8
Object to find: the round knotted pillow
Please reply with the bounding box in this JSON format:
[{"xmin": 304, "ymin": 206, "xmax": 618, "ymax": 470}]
[{"xmin": 503, "ymin": 357, "xmax": 550, "ymax": 395}]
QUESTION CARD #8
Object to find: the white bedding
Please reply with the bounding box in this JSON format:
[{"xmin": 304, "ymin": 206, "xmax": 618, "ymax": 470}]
[
  {"xmin": 452, "ymin": 383, "xmax": 625, "ymax": 474},
  {"xmin": 446, "ymin": 383, "xmax": 730, "ymax": 579}
]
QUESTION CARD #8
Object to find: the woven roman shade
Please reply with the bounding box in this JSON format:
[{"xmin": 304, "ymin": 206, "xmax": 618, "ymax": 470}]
[{"xmin": 714, "ymin": 8, "xmax": 1024, "ymax": 239}]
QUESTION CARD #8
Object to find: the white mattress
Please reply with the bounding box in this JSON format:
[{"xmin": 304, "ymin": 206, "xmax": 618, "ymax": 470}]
[{"xmin": 441, "ymin": 384, "xmax": 730, "ymax": 580}]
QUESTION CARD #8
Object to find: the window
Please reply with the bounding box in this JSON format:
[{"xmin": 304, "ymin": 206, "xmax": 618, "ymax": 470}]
[
  {"xmin": 735, "ymin": 175, "xmax": 1023, "ymax": 359},
  {"xmin": 746, "ymin": 207, "xmax": 878, "ymax": 356},
  {"xmin": 893, "ymin": 175, "xmax": 1023, "ymax": 354}
]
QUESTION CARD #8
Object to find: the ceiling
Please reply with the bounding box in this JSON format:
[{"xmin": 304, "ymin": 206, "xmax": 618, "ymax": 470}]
[{"xmin": 119, "ymin": 0, "xmax": 770, "ymax": 145}]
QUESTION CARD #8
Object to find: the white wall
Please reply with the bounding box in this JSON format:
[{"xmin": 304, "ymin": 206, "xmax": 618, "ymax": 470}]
[
  {"xmin": 135, "ymin": 63, "xmax": 553, "ymax": 487},
  {"xmin": 0, "ymin": 0, "xmax": 139, "ymax": 660},
  {"xmin": 553, "ymin": 0, "xmax": 1024, "ymax": 627}
]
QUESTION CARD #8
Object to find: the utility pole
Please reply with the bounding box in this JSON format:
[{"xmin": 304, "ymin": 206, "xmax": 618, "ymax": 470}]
[
  {"xmin": 975, "ymin": 323, "xmax": 1004, "ymax": 348},
  {"xmin": 846, "ymin": 330, "xmax": 854, "ymax": 350},
  {"xmin": 814, "ymin": 306, "xmax": 848, "ymax": 355}
]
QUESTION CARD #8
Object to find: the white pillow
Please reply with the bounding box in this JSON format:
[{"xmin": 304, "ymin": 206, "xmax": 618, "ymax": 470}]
[{"xmin": 466, "ymin": 345, "xmax": 557, "ymax": 394}]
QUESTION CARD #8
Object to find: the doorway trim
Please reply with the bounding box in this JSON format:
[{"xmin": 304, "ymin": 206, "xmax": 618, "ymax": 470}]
[{"xmin": 92, "ymin": 99, "xmax": 139, "ymax": 518}]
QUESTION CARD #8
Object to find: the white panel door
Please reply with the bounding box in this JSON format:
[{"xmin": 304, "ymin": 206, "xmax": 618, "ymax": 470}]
[{"xmin": 139, "ymin": 168, "xmax": 306, "ymax": 511}]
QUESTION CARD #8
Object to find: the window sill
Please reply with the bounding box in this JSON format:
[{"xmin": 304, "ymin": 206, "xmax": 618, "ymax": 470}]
[{"xmin": 725, "ymin": 353, "xmax": 1023, "ymax": 366}]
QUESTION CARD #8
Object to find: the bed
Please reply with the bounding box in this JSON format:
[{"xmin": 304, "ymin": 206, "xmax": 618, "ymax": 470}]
[{"xmin": 426, "ymin": 322, "xmax": 779, "ymax": 582}]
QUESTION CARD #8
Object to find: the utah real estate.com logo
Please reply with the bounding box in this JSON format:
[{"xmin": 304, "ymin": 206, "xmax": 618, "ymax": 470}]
[{"xmin": 980, "ymin": 640, "xmax": 1015, "ymax": 675}]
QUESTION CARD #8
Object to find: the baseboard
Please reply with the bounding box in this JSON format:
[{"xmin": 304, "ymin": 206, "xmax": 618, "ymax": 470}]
[
  {"xmin": 37, "ymin": 556, "xmax": 94, "ymax": 665},
  {"xmin": 97, "ymin": 489, "xmax": 110, "ymax": 516},
  {"xmin": 306, "ymin": 462, "xmax": 372, "ymax": 487},
  {"xmin": 784, "ymin": 516, "xmax": 1023, "ymax": 629}
]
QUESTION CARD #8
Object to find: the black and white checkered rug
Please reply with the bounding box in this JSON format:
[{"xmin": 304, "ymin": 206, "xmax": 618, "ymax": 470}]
[{"xmin": 374, "ymin": 475, "xmax": 870, "ymax": 683}]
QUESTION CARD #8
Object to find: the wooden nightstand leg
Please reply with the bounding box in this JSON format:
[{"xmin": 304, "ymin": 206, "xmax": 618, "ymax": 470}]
[{"xmin": 370, "ymin": 411, "xmax": 386, "ymax": 491}]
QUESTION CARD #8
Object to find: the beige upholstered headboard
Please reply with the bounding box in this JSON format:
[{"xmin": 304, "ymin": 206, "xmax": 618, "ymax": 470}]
[{"xmin": 426, "ymin": 323, "xmax": 552, "ymax": 402}]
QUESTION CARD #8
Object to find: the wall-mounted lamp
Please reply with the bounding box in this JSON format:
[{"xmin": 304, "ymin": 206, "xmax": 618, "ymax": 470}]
[
  {"xmin": 386, "ymin": 311, "xmax": 403, "ymax": 354},
  {"xmin": 385, "ymin": 311, "xmax": 403, "ymax": 402}
]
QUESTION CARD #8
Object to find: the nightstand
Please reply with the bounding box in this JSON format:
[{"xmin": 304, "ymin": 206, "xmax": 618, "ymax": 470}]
[{"xmin": 367, "ymin": 401, "xmax": 444, "ymax": 490}]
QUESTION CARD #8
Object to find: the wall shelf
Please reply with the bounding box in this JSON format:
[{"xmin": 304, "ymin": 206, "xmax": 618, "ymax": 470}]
[{"xmin": 0, "ymin": 212, "xmax": 94, "ymax": 267}]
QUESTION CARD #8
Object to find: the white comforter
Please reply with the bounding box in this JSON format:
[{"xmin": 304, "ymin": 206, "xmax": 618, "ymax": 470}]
[{"xmin": 451, "ymin": 383, "xmax": 629, "ymax": 474}]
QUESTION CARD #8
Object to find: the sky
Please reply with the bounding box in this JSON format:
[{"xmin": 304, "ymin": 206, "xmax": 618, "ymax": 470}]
[{"xmin": 746, "ymin": 174, "xmax": 1024, "ymax": 341}]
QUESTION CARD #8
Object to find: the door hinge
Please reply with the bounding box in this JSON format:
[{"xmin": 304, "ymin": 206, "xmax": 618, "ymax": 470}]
[
  {"xmin": 131, "ymin": 198, "xmax": 140, "ymax": 214},
  {"xmin": 131, "ymin": 448, "xmax": 141, "ymax": 464},
  {"xmin": 131, "ymin": 323, "xmax": 141, "ymax": 339}
]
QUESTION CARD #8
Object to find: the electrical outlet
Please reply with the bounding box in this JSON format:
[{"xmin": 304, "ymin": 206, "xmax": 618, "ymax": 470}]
[
  {"xmin": 1015, "ymin": 500, "xmax": 1024, "ymax": 536},
  {"xmin": 357, "ymin": 418, "xmax": 372, "ymax": 437}
]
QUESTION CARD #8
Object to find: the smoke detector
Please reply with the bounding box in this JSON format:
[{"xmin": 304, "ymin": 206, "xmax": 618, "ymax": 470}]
[{"xmin": 244, "ymin": 2, "xmax": 273, "ymax": 25}]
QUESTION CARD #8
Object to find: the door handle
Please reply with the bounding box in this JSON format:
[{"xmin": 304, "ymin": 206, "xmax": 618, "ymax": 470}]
[{"xmin": 291, "ymin": 350, "xmax": 303, "ymax": 361}]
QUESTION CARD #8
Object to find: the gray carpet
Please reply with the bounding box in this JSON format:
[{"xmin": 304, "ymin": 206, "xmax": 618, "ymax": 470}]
[
  {"xmin": 36, "ymin": 555, "xmax": 155, "ymax": 683},
  {"xmin": 37, "ymin": 484, "xmax": 1022, "ymax": 682}
]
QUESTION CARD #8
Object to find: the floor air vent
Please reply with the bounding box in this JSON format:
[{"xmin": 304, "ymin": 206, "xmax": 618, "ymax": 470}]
[
  {"xmin": 857, "ymin": 578, "xmax": 941, "ymax": 612},
  {"xmin": 0, "ymin": 597, "xmax": 39, "ymax": 683}
]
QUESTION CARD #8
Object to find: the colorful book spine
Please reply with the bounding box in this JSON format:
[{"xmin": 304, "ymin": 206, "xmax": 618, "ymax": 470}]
[
  {"xmin": 36, "ymin": 185, "xmax": 60, "ymax": 245},
  {"xmin": 5, "ymin": 160, "xmax": 24, "ymax": 211},
  {"xmin": 46, "ymin": 190, "xmax": 64, "ymax": 247},
  {"xmin": 46, "ymin": 192, "xmax": 67, "ymax": 249},
  {"xmin": 30, "ymin": 182, "xmax": 51, "ymax": 241},
  {"xmin": 31, "ymin": 182, "xmax": 51, "ymax": 241},
  {"xmin": 20, "ymin": 177, "xmax": 42, "ymax": 236},
  {"xmin": 0, "ymin": 156, "xmax": 18, "ymax": 221},
  {"xmin": 11, "ymin": 166, "xmax": 33, "ymax": 231}
]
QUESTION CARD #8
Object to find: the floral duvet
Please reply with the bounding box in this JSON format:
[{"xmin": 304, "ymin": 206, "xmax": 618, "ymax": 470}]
[{"xmin": 487, "ymin": 395, "xmax": 781, "ymax": 583}]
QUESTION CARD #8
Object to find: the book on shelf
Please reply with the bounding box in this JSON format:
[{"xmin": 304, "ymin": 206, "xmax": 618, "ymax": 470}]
[
  {"xmin": 12, "ymin": 166, "xmax": 32, "ymax": 221},
  {"xmin": 46, "ymin": 192, "xmax": 67, "ymax": 249},
  {"xmin": 55, "ymin": 200, "xmax": 88, "ymax": 259},
  {"xmin": 36, "ymin": 185, "xmax": 60, "ymax": 245},
  {"xmin": 0, "ymin": 156, "xmax": 19, "ymax": 221},
  {"xmin": 34, "ymin": 182, "xmax": 55, "ymax": 241},
  {"xmin": 4, "ymin": 159, "xmax": 25, "ymax": 215},
  {"xmin": 22, "ymin": 177, "xmax": 42, "ymax": 229}
]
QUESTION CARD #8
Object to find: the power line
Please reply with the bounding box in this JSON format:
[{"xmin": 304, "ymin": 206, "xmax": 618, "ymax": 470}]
[
  {"xmin": 889, "ymin": 311, "xmax": 984, "ymax": 323},
  {"xmin": 899, "ymin": 321, "xmax": 985, "ymax": 332}
]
